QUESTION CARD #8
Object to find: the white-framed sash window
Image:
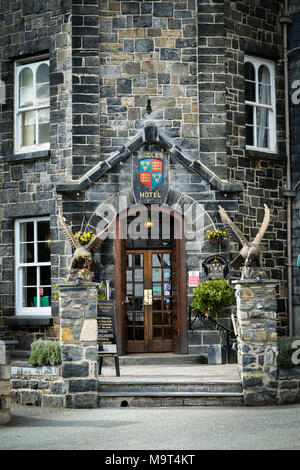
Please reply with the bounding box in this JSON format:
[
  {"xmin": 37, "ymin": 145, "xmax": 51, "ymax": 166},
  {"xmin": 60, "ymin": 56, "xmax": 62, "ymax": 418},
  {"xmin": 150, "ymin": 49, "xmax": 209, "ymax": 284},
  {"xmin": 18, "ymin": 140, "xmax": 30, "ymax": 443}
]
[
  {"xmin": 15, "ymin": 217, "xmax": 51, "ymax": 315},
  {"xmin": 244, "ymin": 56, "xmax": 276, "ymax": 152},
  {"xmin": 14, "ymin": 58, "xmax": 50, "ymax": 153}
]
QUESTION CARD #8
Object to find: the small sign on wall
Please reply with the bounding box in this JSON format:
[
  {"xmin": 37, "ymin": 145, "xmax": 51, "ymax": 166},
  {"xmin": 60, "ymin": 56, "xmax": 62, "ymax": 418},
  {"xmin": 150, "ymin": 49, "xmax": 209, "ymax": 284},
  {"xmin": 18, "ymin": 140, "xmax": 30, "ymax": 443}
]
[
  {"xmin": 188, "ymin": 271, "xmax": 200, "ymax": 287},
  {"xmin": 202, "ymin": 255, "xmax": 229, "ymax": 280}
]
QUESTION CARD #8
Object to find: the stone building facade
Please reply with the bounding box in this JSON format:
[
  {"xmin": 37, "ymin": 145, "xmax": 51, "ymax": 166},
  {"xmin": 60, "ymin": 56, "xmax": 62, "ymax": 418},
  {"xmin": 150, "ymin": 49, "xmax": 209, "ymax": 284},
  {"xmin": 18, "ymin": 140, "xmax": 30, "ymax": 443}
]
[
  {"xmin": 0, "ymin": 0, "xmax": 297, "ymax": 359},
  {"xmin": 288, "ymin": 1, "xmax": 300, "ymax": 336}
]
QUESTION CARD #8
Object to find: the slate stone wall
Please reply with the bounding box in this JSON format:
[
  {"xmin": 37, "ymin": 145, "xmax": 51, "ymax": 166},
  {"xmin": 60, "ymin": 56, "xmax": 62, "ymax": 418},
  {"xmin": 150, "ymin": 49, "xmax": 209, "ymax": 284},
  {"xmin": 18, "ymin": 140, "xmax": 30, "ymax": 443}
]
[
  {"xmin": 60, "ymin": 283, "xmax": 99, "ymax": 408},
  {"xmin": 235, "ymin": 279, "xmax": 300, "ymax": 406},
  {"xmin": 234, "ymin": 280, "xmax": 279, "ymax": 405},
  {"xmin": 11, "ymin": 365, "xmax": 65, "ymax": 408},
  {"xmin": 223, "ymin": 0, "xmax": 288, "ymax": 335},
  {"xmin": 0, "ymin": 0, "xmax": 72, "ymax": 348},
  {"xmin": 72, "ymin": 0, "xmax": 100, "ymax": 178},
  {"xmin": 97, "ymin": 0, "xmax": 199, "ymax": 164}
]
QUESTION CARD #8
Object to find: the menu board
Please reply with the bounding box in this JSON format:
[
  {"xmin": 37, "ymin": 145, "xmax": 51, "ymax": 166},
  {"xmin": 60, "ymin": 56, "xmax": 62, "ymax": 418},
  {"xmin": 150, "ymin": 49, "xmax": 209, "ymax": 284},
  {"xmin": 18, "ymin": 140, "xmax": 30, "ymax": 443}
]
[{"xmin": 97, "ymin": 300, "xmax": 118, "ymax": 355}]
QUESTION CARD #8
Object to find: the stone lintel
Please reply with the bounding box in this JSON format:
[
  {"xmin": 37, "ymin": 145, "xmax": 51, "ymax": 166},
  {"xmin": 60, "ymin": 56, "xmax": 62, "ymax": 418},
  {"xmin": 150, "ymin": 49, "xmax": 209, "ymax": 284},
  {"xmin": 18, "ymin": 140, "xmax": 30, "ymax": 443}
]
[{"xmin": 56, "ymin": 124, "xmax": 244, "ymax": 194}]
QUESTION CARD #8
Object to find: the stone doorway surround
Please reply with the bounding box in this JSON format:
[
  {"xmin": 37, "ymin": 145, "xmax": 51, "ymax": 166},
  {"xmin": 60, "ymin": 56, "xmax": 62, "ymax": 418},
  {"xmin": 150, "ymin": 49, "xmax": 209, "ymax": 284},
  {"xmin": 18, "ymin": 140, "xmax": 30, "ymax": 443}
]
[{"xmin": 56, "ymin": 123, "xmax": 243, "ymax": 358}]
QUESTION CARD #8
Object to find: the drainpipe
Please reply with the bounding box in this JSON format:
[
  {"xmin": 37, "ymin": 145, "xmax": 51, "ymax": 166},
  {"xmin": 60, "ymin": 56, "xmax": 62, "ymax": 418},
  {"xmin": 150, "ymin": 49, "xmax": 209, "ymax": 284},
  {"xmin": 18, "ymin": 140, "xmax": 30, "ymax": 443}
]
[{"xmin": 280, "ymin": 2, "xmax": 293, "ymax": 336}]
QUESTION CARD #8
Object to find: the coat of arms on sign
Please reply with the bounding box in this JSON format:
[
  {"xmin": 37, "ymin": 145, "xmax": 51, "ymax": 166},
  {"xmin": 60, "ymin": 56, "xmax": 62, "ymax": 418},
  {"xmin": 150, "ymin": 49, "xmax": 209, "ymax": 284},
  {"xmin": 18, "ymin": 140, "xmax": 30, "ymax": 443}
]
[{"xmin": 139, "ymin": 158, "xmax": 163, "ymax": 191}]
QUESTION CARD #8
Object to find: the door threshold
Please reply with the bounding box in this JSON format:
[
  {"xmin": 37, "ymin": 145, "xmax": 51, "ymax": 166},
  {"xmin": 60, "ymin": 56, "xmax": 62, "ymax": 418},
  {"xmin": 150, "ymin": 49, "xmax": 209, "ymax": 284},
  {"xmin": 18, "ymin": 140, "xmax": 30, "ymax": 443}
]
[{"xmin": 122, "ymin": 353, "xmax": 180, "ymax": 357}]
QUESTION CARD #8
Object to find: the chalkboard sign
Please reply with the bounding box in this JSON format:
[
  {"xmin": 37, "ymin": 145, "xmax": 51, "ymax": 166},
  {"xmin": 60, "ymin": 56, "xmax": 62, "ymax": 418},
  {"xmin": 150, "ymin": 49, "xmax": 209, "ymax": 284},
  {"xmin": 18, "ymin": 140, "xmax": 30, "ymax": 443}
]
[
  {"xmin": 97, "ymin": 300, "xmax": 118, "ymax": 355},
  {"xmin": 97, "ymin": 300, "xmax": 120, "ymax": 376}
]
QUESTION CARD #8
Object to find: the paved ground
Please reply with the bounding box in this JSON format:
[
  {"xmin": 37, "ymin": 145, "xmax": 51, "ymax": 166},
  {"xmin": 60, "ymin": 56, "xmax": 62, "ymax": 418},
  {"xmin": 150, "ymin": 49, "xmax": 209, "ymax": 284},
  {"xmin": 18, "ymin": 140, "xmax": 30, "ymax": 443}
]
[{"xmin": 1, "ymin": 403, "xmax": 300, "ymax": 451}]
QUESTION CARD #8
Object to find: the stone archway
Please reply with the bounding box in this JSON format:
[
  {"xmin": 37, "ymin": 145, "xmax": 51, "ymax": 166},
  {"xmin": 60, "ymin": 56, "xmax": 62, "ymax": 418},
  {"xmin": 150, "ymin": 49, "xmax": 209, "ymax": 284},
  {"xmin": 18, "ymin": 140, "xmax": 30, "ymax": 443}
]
[
  {"xmin": 84, "ymin": 188, "xmax": 217, "ymax": 355},
  {"xmin": 85, "ymin": 186, "xmax": 217, "ymax": 241}
]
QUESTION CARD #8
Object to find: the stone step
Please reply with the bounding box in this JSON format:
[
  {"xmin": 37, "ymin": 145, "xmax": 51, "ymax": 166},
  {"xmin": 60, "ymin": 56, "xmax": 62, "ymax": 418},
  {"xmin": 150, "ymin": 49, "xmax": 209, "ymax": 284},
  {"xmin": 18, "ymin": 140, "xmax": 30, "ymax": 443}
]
[
  {"xmin": 98, "ymin": 375, "xmax": 244, "ymax": 407},
  {"xmin": 99, "ymin": 381, "xmax": 243, "ymax": 393},
  {"xmin": 101, "ymin": 354, "xmax": 207, "ymax": 366},
  {"xmin": 98, "ymin": 392, "xmax": 244, "ymax": 407}
]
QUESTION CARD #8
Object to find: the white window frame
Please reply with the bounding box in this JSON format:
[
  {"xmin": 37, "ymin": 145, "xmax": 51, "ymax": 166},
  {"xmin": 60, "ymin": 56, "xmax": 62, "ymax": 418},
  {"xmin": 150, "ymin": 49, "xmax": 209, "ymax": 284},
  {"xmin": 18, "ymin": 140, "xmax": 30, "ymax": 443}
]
[
  {"xmin": 244, "ymin": 55, "xmax": 276, "ymax": 153},
  {"xmin": 14, "ymin": 57, "xmax": 50, "ymax": 154},
  {"xmin": 15, "ymin": 217, "xmax": 51, "ymax": 316}
]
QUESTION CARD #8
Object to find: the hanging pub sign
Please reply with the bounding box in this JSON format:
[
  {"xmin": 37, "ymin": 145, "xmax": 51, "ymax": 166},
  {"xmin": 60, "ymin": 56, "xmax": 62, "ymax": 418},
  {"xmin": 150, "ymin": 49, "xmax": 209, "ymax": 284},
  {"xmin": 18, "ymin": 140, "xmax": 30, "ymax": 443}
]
[
  {"xmin": 97, "ymin": 299, "xmax": 120, "ymax": 376},
  {"xmin": 202, "ymin": 255, "xmax": 229, "ymax": 280},
  {"xmin": 133, "ymin": 151, "xmax": 169, "ymax": 204}
]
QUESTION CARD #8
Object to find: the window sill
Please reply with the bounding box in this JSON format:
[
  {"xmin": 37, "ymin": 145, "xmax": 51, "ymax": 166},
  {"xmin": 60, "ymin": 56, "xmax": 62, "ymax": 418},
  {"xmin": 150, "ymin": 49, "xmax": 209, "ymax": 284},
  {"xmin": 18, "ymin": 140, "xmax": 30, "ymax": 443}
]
[
  {"xmin": 246, "ymin": 149, "xmax": 285, "ymax": 161},
  {"xmin": 3, "ymin": 149, "xmax": 50, "ymax": 163},
  {"xmin": 6, "ymin": 315, "xmax": 53, "ymax": 326}
]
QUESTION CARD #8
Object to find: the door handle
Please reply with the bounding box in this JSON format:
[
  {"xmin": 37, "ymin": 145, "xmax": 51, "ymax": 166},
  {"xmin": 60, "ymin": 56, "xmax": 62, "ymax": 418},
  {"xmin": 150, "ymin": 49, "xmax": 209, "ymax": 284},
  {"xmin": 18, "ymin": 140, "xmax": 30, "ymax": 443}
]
[
  {"xmin": 144, "ymin": 289, "xmax": 152, "ymax": 305},
  {"xmin": 122, "ymin": 296, "xmax": 130, "ymax": 305}
]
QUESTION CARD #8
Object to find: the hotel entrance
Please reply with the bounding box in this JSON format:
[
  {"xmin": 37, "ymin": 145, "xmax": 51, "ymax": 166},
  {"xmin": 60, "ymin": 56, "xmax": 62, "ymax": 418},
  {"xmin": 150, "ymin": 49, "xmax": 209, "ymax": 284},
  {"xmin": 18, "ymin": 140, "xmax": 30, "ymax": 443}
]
[
  {"xmin": 115, "ymin": 206, "xmax": 187, "ymax": 355},
  {"xmin": 125, "ymin": 249, "xmax": 174, "ymax": 353}
]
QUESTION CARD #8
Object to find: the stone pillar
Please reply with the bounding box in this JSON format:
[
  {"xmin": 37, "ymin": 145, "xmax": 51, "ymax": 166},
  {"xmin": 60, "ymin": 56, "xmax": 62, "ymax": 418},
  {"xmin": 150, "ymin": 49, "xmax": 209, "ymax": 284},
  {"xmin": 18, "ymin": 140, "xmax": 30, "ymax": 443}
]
[
  {"xmin": 59, "ymin": 283, "xmax": 99, "ymax": 408},
  {"xmin": 0, "ymin": 342, "xmax": 11, "ymax": 424},
  {"xmin": 233, "ymin": 280, "xmax": 279, "ymax": 405}
]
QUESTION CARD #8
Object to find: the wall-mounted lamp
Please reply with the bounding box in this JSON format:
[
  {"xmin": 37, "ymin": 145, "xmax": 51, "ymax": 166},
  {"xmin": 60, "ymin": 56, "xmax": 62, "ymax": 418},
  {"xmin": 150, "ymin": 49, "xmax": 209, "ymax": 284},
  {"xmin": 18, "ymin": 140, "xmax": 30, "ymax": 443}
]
[
  {"xmin": 144, "ymin": 218, "xmax": 154, "ymax": 229},
  {"xmin": 45, "ymin": 234, "xmax": 51, "ymax": 249}
]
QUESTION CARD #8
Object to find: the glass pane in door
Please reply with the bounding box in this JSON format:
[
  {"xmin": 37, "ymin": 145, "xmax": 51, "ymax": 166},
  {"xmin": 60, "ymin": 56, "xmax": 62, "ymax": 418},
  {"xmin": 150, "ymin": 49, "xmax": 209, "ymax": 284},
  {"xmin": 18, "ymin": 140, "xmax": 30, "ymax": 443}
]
[
  {"xmin": 151, "ymin": 252, "xmax": 173, "ymax": 343},
  {"xmin": 126, "ymin": 253, "xmax": 144, "ymax": 342}
]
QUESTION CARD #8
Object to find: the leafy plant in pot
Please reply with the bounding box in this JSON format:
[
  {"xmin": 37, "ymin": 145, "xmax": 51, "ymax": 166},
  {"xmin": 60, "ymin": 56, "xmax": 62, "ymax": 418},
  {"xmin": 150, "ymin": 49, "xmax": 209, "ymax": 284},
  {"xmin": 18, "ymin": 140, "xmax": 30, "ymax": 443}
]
[{"xmin": 191, "ymin": 278, "xmax": 235, "ymax": 320}]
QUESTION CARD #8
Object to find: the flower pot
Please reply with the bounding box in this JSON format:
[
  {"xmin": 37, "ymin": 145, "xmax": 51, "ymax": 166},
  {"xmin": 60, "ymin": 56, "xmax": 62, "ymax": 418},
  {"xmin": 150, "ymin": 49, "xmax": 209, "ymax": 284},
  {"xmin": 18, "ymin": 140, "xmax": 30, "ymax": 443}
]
[{"xmin": 208, "ymin": 238, "xmax": 223, "ymax": 246}]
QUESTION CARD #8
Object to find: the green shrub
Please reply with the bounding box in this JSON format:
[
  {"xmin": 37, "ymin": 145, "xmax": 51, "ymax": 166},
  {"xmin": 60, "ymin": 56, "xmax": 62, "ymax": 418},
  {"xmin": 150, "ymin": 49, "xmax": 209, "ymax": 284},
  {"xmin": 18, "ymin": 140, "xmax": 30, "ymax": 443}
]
[
  {"xmin": 29, "ymin": 339, "xmax": 61, "ymax": 367},
  {"xmin": 191, "ymin": 278, "xmax": 235, "ymax": 318},
  {"xmin": 277, "ymin": 336, "xmax": 300, "ymax": 368},
  {"xmin": 97, "ymin": 281, "xmax": 106, "ymax": 300}
]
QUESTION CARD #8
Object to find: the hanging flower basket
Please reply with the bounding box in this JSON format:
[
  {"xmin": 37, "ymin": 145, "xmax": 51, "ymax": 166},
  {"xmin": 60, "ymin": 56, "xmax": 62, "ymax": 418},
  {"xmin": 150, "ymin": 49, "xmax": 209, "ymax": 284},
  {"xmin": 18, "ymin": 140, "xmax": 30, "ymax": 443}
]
[
  {"xmin": 206, "ymin": 230, "xmax": 227, "ymax": 246},
  {"xmin": 209, "ymin": 238, "xmax": 223, "ymax": 246},
  {"xmin": 74, "ymin": 231, "xmax": 96, "ymax": 245}
]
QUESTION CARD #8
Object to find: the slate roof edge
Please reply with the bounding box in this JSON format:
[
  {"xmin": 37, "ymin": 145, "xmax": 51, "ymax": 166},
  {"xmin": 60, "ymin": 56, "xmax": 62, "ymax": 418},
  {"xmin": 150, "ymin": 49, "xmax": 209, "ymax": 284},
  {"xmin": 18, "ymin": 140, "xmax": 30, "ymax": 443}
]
[{"xmin": 56, "ymin": 124, "xmax": 243, "ymax": 194}]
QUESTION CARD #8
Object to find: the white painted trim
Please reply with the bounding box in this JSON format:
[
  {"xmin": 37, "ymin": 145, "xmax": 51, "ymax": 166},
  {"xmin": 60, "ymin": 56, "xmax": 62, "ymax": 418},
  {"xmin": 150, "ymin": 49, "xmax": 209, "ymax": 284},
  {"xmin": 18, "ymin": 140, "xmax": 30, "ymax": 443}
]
[
  {"xmin": 244, "ymin": 55, "xmax": 277, "ymax": 153},
  {"xmin": 15, "ymin": 217, "xmax": 51, "ymax": 316},
  {"xmin": 14, "ymin": 59, "xmax": 50, "ymax": 154}
]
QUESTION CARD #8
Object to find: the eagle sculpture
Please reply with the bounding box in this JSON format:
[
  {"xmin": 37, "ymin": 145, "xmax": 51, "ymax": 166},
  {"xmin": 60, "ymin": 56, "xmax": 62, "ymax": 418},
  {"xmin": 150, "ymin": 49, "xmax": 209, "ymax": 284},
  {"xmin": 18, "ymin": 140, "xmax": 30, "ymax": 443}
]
[
  {"xmin": 218, "ymin": 204, "xmax": 270, "ymax": 278},
  {"xmin": 58, "ymin": 210, "xmax": 115, "ymax": 281}
]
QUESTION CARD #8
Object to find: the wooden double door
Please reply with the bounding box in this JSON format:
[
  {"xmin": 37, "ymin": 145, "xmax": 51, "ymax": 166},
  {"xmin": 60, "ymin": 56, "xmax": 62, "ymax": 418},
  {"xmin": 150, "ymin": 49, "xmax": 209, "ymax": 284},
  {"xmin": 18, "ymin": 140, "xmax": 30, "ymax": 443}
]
[{"xmin": 125, "ymin": 249, "xmax": 176, "ymax": 353}]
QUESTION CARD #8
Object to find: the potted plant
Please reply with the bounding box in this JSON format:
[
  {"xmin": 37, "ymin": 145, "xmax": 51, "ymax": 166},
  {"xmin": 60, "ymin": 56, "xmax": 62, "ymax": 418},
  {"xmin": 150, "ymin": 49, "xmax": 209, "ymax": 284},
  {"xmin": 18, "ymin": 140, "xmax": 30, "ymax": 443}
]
[
  {"xmin": 205, "ymin": 229, "xmax": 227, "ymax": 246},
  {"xmin": 191, "ymin": 278, "xmax": 235, "ymax": 319}
]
